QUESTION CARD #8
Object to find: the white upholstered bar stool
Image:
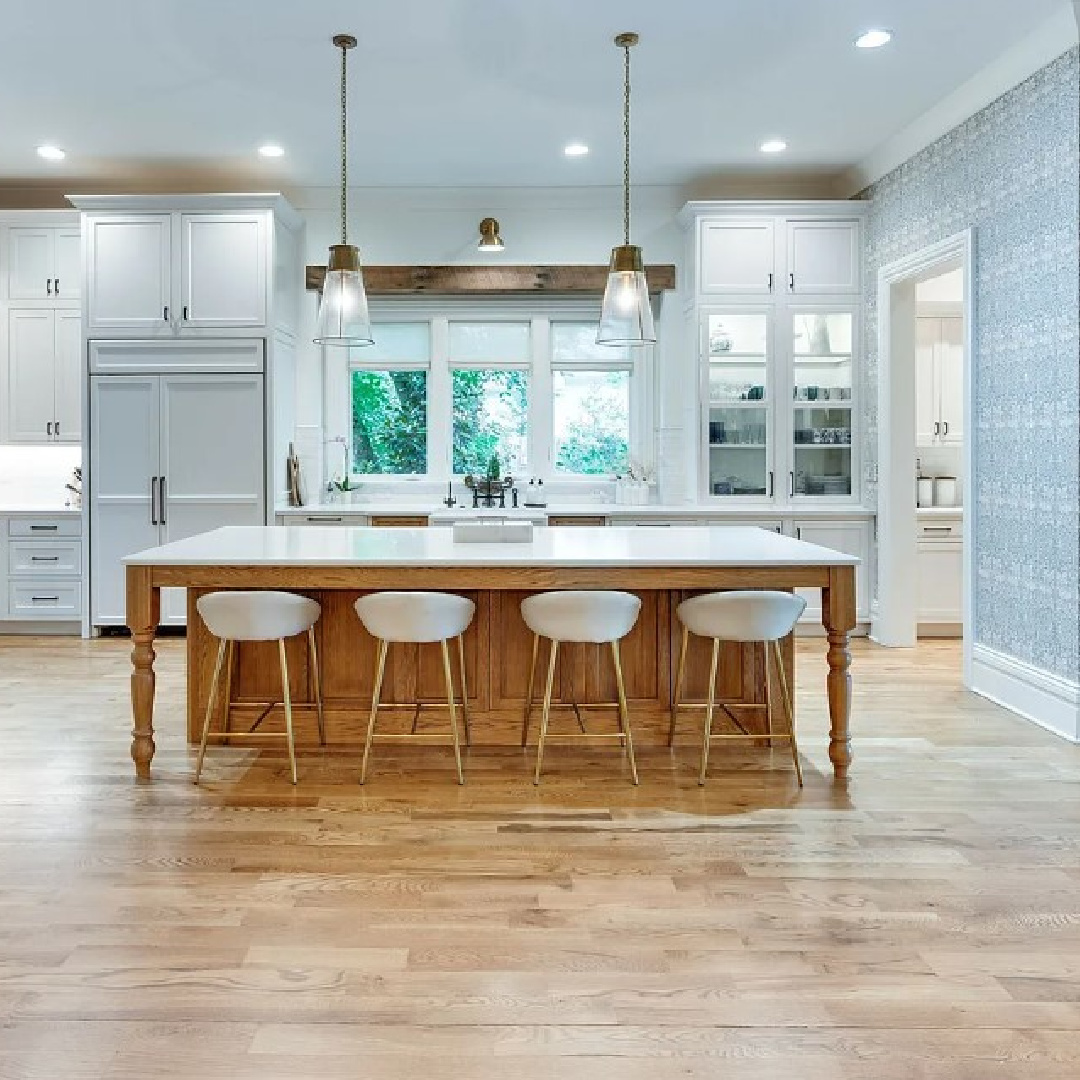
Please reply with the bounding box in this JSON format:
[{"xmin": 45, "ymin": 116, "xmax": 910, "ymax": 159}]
[
  {"xmin": 520, "ymin": 590, "xmax": 642, "ymax": 786},
  {"xmin": 194, "ymin": 591, "xmax": 324, "ymax": 786},
  {"xmin": 353, "ymin": 592, "xmax": 475, "ymax": 785},
  {"xmin": 669, "ymin": 590, "xmax": 806, "ymax": 786}
]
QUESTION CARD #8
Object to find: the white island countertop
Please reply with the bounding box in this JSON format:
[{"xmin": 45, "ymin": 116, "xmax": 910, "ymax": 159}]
[{"xmin": 125, "ymin": 524, "xmax": 858, "ymax": 568}]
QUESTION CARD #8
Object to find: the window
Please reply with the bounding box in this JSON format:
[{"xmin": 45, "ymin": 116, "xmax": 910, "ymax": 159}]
[
  {"xmin": 345, "ymin": 308, "xmax": 648, "ymax": 481},
  {"xmin": 351, "ymin": 369, "xmax": 428, "ymax": 475}
]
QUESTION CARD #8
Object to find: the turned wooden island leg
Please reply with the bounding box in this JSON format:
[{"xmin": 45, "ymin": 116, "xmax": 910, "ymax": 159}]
[
  {"xmin": 126, "ymin": 564, "xmax": 160, "ymax": 780},
  {"xmin": 823, "ymin": 565, "xmax": 856, "ymax": 779}
]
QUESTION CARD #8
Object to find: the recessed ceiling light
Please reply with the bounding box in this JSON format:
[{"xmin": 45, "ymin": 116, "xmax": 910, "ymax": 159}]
[
  {"xmin": 760, "ymin": 139, "xmax": 787, "ymax": 154},
  {"xmin": 258, "ymin": 144, "xmax": 286, "ymax": 158},
  {"xmin": 855, "ymin": 29, "xmax": 892, "ymax": 49},
  {"xmin": 564, "ymin": 142, "xmax": 589, "ymax": 157},
  {"xmin": 36, "ymin": 145, "xmax": 65, "ymax": 161}
]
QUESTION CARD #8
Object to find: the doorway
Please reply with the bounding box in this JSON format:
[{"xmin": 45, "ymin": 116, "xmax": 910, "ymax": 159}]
[{"xmin": 873, "ymin": 232, "xmax": 974, "ymax": 686}]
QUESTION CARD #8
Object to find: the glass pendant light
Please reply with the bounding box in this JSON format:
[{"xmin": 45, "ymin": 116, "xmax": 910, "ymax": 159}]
[
  {"xmin": 597, "ymin": 32, "xmax": 655, "ymax": 346},
  {"xmin": 314, "ymin": 34, "xmax": 373, "ymax": 347}
]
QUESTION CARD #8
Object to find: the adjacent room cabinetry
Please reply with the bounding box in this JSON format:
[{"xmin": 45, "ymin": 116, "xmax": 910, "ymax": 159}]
[
  {"xmin": 0, "ymin": 513, "xmax": 83, "ymax": 624},
  {"xmin": 681, "ymin": 202, "xmax": 866, "ymax": 508},
  {"xmin": 916, "ymin": 316, "xmax": 963, "ymax": 446},
  {"xmin": 917, "ymin": 512, "xmax": 962, "ymax": 635}
]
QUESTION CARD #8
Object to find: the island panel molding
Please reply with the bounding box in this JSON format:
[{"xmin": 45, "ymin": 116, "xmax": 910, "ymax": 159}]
[{"xmin": 305, "ymin": 263, "xmax": 677, "ymax": 295}]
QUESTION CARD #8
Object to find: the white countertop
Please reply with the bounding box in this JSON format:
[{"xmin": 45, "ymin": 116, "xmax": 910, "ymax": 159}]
[
  {"xmin": 0, "ymin": 503, "xmax": 81, "ymax": 515},
  {"xmin": 125, "ymin": 524, "xmax": 859, "ymax": 568},
  {"xmin": 276, "ymin": 501, "xmax": 876, "ymax": 520},
  {"xmin": 917, "ymin": 506, "xmax": 963, "ymax": 517}
]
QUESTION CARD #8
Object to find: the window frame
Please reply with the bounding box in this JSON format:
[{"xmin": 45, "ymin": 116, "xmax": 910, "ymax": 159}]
[{"xmin": 338, "ymin": 298, "xmax": 653, "ymax": 484}]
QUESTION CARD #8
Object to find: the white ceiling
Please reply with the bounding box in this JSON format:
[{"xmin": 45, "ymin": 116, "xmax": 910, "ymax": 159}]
[{"xmin": 0, "ymin": 0, "xmax": 1071, "ymax": 192}]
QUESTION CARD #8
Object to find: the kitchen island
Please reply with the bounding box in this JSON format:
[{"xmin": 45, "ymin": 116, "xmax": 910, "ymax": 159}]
[{"xmin": 124, "ymin": 525, "xmax": 858, "ymax": 781}]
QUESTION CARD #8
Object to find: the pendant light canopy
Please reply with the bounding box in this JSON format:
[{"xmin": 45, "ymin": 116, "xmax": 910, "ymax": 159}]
[
  {"xmin": 314, "ymin": 33, "xmax": 373, "ymax": 348},
  {"xmin": 597, "ymin": 32, "xmax": 655, "ymax": 347}
]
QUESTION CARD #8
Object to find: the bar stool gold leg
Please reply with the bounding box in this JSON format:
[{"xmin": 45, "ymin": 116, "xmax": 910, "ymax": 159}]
[
  {"xmin": 308, "ymin": 626, "xmax": 325, "ymax": 746},
  {"xmin": 441, "ymin": 639, "xmax": 465, "ymax": 785},
  {"xmin": 763, "ymin": 640, "xmax": 775, "ymax": 748},
  {"xmin": 278, "ymin": 639, "xmax": 298, "ymax": 785},
  {"xmin": 521, "ymin": 632, "xmax": 539, "ymax": 747},
  {"xmin": 611, "ymin": 640, "xmax": 639, "ymax": 786},
  {"xmin": 360, "ymin": 639, "xmax": 388, "ymax": 785},
  {"xmin": 221, "ymin": 639, "xmax": 235, "ymax": 746},
  {"xmin": 457, "ymin": 633, "xmax": 471, "ymax": 747},
  {"xmin": 194, "ymin": 638, "xmax": 227, "ymax": 784},
  {"xmin": 699, "ymin": 638, "xmax": 720, "ymax": 786},
  {"xmin": 773, "ymin": 640, "xmax": 803, "ymax": 787},
  {"xmin": 668, "ymin": 624, "xmax": 689, "ymax": 746},
  {"xmin": 533, "ymin": 639, "xmax": 559, "ymax": 785}
]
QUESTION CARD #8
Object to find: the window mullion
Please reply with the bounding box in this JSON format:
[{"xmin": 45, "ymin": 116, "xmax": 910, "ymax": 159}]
[
  {"xmin": 426, "ymin": 316, "xmax": 450, "ymax": 482},
  {"xmin": 531, "ymin": 316, "xmax": 551, "ymax": 478}
]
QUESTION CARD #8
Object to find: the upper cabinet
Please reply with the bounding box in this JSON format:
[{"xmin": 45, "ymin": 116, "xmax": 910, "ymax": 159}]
[
  {"xmin": 5, "ymin": 225, "xmax": 81, "ymax": 302},
  {"xmin": 699, "ymin": 220, "xmax": 775, "ymax": 294},
  {"xmin": 85, "ymin": 211, "xmax": 266, "ymax": 337},
  {"xmin": 689, "ymin": 203, "xmax": 862, "ymax": 301},
  {"xmin": 71, "ymin": 195, "xmax": 300, "ymax": 340},
  {"xmin": 917, "ymin": 316, "xmax": 964, "ymax": 447}
]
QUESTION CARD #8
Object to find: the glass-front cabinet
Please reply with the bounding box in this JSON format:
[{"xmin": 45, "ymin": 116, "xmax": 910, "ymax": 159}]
[
  {"xmin": 704, "ymin": 310, "xmax": 773, "ymax": 499},
  {"xmin": 700, "ymin": 305, "xmax": 859, "ymax": 504}
]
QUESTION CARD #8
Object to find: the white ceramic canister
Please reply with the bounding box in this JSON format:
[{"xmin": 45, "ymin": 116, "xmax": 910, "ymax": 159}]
[
  {"xmin": 917, "ymin": 477, "xmax": 935, "ymax": 508},
  {"xmin": 933, "ymin": 476, "xmax": 958, "ymax": 507}
]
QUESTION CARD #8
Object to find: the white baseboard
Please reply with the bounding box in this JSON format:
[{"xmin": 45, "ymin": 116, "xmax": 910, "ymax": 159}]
[{"xmin": 971, "ymin": 644, "xmax": 1080, "ymax": 742}]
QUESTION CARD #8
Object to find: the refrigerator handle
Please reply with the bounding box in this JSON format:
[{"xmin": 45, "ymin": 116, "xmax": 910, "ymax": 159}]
[
  {"xmin": 150, "ymin": 476, "xmax": 159, "ymax": 526},
  {"xmin": 159, "ymin": 476, "xmax": 167, "ymax": 526}
]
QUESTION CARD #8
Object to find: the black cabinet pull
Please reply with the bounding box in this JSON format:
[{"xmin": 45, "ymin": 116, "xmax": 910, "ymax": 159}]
[
  {"xmin": 789, "ymin": 471, "xmax": 795, "ymax": 497},
  {"xmin": 767, "ymin": 273, "xmax": 773, "ymax": 291},
  {"xmin": 942, "ymin": 421, "xmax": 949, "ymax": 436},
  {"xmin": 31, "ymin": 555, "xmax": 60, "ymax": 562},
  {"xmin": 46, "ymin": 421, "xmax": 53, "ymax": 438},
  {"xmin": 163, "ymin": 305, "xmax": 169, "ymax": 322},
  {"xmin": 789, "ymin": 273, "xmax": 795, "ymax": 291},
  {"xmin": 46, "ymin": 278, "xmax": 53, "ymax": 295},
  {"xmin": 768, "ymin": 471, "xmax": 774, "ymax": 497},
  {"xmin": 29, "ymin": 524, "xmax": 58, "ymax": 531},
  {"xmin": 151, "ymin": 477, "xmax": 159, "ymax": 526},
  {"xmin": 31, "ymin": 596, "xmax": 60, "ymax": 603},
  {"xmin": 159, "ymin": 476, "xmax": 167, "ymax": 525},
  {"xmin": 182, "ymin": 305, "xmax": 189, "ymax": 321},
  {"xmin": 54, "ymin": 419, "xmax": 60, "ymax": 439},
  {"xmin": 54, "ymin": 278, "xmax": 60, "ymax": 295}
]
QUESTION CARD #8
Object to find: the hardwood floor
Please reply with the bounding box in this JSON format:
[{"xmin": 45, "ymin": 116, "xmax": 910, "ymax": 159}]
[{"xmin": 1, "ymin": 635, "xmax": 1079, "ymax": 1078}]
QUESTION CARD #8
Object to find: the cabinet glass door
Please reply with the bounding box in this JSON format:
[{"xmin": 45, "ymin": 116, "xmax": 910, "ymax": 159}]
[
  {"xmin": 705, "ymin": 311, "xmax": 771, "ymax": 498},
  {"xmin": 790, "ymin": 310, "xmax": 854, "ymax": 497}
]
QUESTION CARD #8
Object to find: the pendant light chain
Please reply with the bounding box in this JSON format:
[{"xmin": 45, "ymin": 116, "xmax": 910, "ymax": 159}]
[
  {"xmin": 339, "ymin": 39, "xmax": 349, "ymax": 246},
  {"xmin": 622, "ymin": 39, "xmax": 632, "ymax": 246}
]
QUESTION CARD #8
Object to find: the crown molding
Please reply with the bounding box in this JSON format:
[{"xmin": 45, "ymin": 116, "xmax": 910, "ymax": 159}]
[{"xmin": 841, "ymin": 9, "xmax": 1079, "ymax": 195}]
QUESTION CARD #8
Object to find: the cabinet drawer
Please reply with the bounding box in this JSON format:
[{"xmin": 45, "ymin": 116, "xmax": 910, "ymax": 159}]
[
  {"xmin": 8, "ymin": 516, "xmax": 82, "ymax": 537},
  {"xmin": 918, "ymin": 519, "xmax": 962, "ymax": 540},
  {"xmin": 370, "ymin": 515, "xmax": 429, "ymax": 527},
  {"xmin": 282, "ymin": 514, "xmax": 367, "ymax": 527},
  {"xmin": 8, "ymin": 540, "xmax": 82, "ymax": 576},
  {"xmin": 8, "ymin": 581, "xmax": 82, "ymax": 619}
]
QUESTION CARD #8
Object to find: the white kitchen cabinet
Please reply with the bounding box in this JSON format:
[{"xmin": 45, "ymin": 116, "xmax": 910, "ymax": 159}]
[
  {"xmin": 789, "ymin": 519, "xmax": 872, "ymax": 625},
  {"xmin": 916, "ymin": 316, "xmax": 964, "ymax": 447},
  {"xmin": 180, "ymin": 214, "xmax": 266, "ymax": 328},
  {"xmin": 5, "ymin": 307, "xmax": 82, "ymax": 443},
  {"xmin": 86, "ymin": 215, "xmax": 172, "ymax": 334},
  {"xmin": 786, "ymin": 220, "xmax": 860, "ymax": 294},
  {"xmin": 90, "ymin": 372, "xmax": 265, "ymax": 627},
  {"xmin": 2, "ymin": 514, "xmax": 84, "ymax": 626},
  {"xmin": 917, "ymin": 513, "xmax": 963, "ymax": 634},
  {"xmin": 699, "ymin": 220, "xmax": 775, "ymax": 295},
  {"xmin": 85, "ymin": 211, "xmax": 268, "ymax": 336},
  {"xmin": 7, "ymin": 226, "xmax": 81, "ymax": 301}
]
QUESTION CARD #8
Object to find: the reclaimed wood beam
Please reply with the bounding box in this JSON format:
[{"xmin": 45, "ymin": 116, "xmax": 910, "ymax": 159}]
[{"xmin": 305, "ymin": 263, "xmax": 676, "ymax": 295}]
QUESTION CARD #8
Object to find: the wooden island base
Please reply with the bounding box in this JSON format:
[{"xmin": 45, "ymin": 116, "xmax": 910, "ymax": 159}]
[{"xmin": 185, "ymin": 587, "xmax": 794, "ymax": 748}]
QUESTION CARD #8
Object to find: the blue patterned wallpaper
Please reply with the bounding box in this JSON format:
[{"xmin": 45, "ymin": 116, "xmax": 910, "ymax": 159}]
[{"xmin": 862, "ymin": 47, "xmax": 1079, "ymax": 682}]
